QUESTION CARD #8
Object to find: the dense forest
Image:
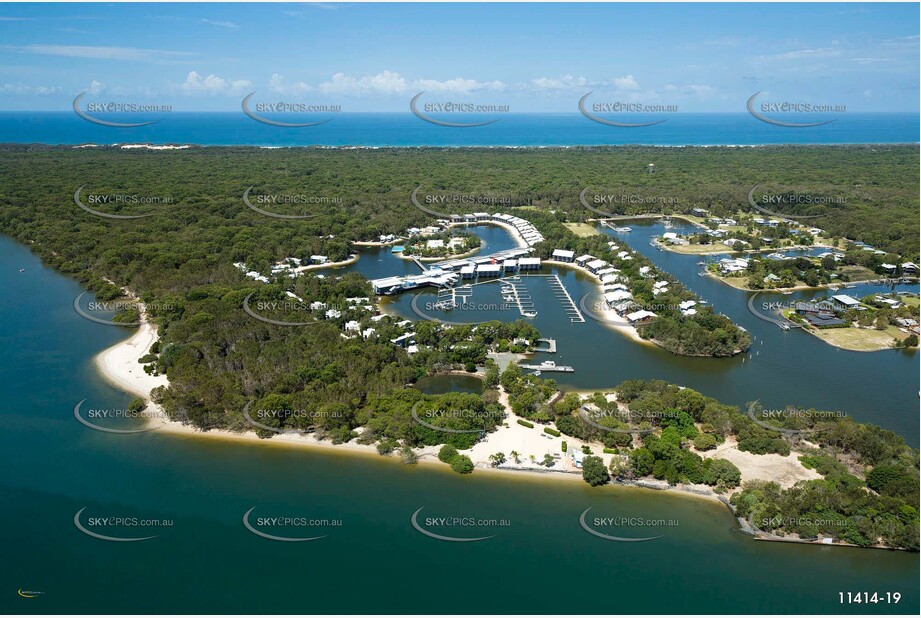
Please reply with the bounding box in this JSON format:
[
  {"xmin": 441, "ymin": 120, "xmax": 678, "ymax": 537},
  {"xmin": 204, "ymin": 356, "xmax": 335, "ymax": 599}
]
[
  {"xmin": 0, "ymin": 145, "xmax": 916, "ymax": 548},
  {"xmin": 556, "ymin": 379, "xmax": 918, "ymax": 550}
]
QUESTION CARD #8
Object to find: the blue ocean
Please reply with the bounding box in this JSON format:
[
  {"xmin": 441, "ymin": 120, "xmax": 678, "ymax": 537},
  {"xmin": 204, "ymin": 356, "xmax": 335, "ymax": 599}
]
[{"xmin": 0, "ymin": 112, "xmax": 917, "ymax": 147}]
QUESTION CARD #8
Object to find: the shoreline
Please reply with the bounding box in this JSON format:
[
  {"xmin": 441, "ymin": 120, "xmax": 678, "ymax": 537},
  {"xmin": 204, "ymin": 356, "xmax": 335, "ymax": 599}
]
[
  {"xmin": 90, "ymin": 305, "xmax": 725, "ymax": 508},
  {"xmin": 88, "ymin": 300, "xmax": 914, "ymax": 550}
]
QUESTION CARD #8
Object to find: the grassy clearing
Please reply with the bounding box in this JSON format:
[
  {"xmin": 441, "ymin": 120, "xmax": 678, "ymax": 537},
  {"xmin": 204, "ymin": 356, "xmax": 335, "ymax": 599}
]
[
  {"xmin": 807, "ymin": 325, "xmax": 898, "ymax": 351},
  {"xmin": 563, "ymin": 222, "xmax": 601, "ymax": 237}
]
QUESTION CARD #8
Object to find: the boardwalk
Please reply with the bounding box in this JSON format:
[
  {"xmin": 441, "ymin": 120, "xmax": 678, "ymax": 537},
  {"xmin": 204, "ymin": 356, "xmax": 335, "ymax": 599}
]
[{"xmin": 546, "ymin": 274, "xmax": 585, "ymax": 323}]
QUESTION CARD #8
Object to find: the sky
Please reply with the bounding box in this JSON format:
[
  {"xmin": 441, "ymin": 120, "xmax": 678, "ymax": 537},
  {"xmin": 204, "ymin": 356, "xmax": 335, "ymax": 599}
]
[{"xmin": 0, "ymin": 2, "xmax": 918, "ymax": 113}]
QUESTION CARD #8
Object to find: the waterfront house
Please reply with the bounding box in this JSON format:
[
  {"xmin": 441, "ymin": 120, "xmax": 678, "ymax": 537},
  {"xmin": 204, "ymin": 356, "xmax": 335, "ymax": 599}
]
[
  {"xmin": 795, "ymin": 303, "xmax": 845, "ymax": 327},
  {"xmin": 831, "ymin": 294, "xmax": 861, "ymax": 311},
  {"xmin": 311, "ymin": 255, "xmax": 329, "ymax": 265},
  {"xmin": 874, "ymin": 295, "xmax": 902, "ymax": 309},
  {"xmin": 552, "ymin": 249, "xmax": 575, "ymax": 262},
  {"xmin": 605, "ymin": 290, "xmax": 634, "ymax": 306},
  {"xmin": 518, "ymin": 257, "xmax": 542, "ymax": 270},
  {"xmin": 626, "ymin": 310, "xmax": 658, "ymax": 324},
  {"xmin": 718, "ymin": 258, "xmax": 750, "ymax": 274},
  {"xmin": 575, "ymin": 254, "xmax": 595, "ymax": 266},
  {"xmin": 679, "ymin": 300, "xmax": 697, "ymax": 316},
  {"xmin": 325, "ymin": 309, "xmax": 341, "ymax": 319},
  {"xmin": 586, "ymin": 259, "xmax": 608, "ymax": 274},
  {"xmin": 477, "ymin": 263, "xmax": 502, "ymax": 277},
  {"xmin": 345, "ymin": 320, "xmax": 360, "ymax": 332},
  {"xmin": 901, "ymin": 262, "xmax": 919, "ymax": 274}
]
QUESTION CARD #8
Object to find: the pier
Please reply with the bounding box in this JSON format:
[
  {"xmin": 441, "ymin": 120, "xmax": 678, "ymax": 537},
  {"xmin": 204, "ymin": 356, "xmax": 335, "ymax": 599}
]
[
  {"xmin": 533, "ymin": 338, "xmax": 557, "ymax": 353},
  {"xmin": 517, "ymin": 362, "xmax": 574, "ymax": 373},
  {"xmin": 546, "ymin": 274, "xmax": 585, "ymax": 323}
]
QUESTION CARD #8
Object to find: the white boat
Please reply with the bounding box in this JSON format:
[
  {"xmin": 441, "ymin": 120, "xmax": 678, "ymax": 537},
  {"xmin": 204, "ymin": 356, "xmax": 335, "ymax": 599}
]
[
  {"xmin": 615, "ymin": 226, "xmax": 632, "ymax": 232},
  {"xmin": 538, "ymin": 360, "xmax": 557, "ymax": 368},
  {"xmin": 522, "ymin": 311, "xmax": 538, "ymax": 318},
  {"xmin": 779, "ymin": 322, "xmax": 790, "ymax": 331},
  {"xmin": 503, "ymin": 295, "xmax": 514, "ymax": 302}
]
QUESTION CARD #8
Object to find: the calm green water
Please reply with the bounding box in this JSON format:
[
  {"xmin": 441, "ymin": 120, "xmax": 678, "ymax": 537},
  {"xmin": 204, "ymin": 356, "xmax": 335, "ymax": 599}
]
[{"xmin": 1, "ymin": 235, "xmax": 918, "ymax": 614}]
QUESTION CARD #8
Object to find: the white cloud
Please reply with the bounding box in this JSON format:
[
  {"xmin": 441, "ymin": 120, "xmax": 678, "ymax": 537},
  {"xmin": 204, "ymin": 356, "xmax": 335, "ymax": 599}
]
[
  {"xmin": 200, "ymin": 18, "xmax": 239, "ymax": 30},
  {"xmin": 315, "ymin": 71, "xmax": 506, "ymax": 96},
  {"xmin": 0, "ymin": 82, "xmax": 60, "ymax": 95},
  {"xmin": 414, "ymin": 77, "xmax": 504, "ymax": 93},
  {"xmin": 756, "ymin": 48, "xmax": 842, "ymax": 62},
  {"xmin": 87, "ymin": 79, "xmax": 105, "ymax": 94},
  {"xmin": 530, "ymin": 75, "xmax": 588, "ymax": 90},
  {"xmin": 176, "ymin": 71, "xmax": 251, "ymax": 95},
  {"xmin": 612, "ymin": 75, "xmax": 640, "ymax": 90},
  {"xmin": 268, "ymin": 73, "xmax": 313, "ymax": 95},
  {"xmin": 319, "ymin": 70, "xmax": 407, "ymax": 96},
  {"xmin": 17, "ymin": 44, "xmax": 195, "ymax": 62}
]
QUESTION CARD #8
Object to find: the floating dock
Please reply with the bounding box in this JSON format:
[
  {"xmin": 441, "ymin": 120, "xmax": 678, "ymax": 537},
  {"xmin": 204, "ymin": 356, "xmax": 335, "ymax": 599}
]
[
  {"xmin": 518, "ymin": 363, "xmax": 574, "ymax": 373},
  {"xmin": 546, "ymin": 274, "xmax": 585, "ymax": 323}
]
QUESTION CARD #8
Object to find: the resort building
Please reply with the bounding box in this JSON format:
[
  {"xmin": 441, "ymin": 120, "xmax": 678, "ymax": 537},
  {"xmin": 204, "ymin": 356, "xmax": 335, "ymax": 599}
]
[
  {"xmin": 831, "ymin": 294, "xmax": 861, "ymax": 311},
  {"xmin": 518, "ymin": 257, "xmax": 542, "ymax": 270},
  {"xmin": 626, "ymin": 310, "xmax": 658, "ymax": 324},
  {"xmin": 552, "ymin": 249, "xmax": 575, "ymax": 262},
  {"xmin": 476, "ymin": 263, "xmax": 502, "ymax": 277}
]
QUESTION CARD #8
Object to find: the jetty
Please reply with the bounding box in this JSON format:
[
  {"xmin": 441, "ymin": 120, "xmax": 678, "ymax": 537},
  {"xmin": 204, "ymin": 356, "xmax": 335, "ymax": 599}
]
[
  {"xmin": 546, "ymin": 274, "xmax": 585, "ymax": 323},
  {"xmin": 532, "ymin": 338, "xmax": 557, "ymax": 353},
  {"xmin": 518, "ymin": 360, "xmax": 574, "ymax": 373}
]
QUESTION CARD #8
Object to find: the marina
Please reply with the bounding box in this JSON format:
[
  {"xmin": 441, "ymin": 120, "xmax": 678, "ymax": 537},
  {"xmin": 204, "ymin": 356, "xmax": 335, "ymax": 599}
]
[{"xmin": 348, "ymin": 220, "xmax": 919, "ymax": 444}]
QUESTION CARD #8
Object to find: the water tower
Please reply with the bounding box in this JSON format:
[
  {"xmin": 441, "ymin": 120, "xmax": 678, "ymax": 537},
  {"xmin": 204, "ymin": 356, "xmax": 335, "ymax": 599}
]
[{"xmin": 647, "ymin": 163, "xmax": 655, "ymax": 174}]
